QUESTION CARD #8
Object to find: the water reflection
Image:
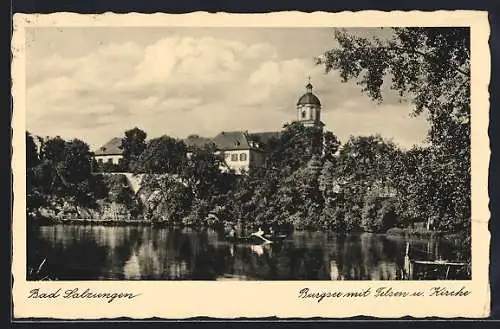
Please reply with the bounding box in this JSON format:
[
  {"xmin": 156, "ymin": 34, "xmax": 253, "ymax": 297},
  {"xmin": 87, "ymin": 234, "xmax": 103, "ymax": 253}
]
[{"xmin": 28, "ymin": 225, "xmax": 464, "ymax": 281}]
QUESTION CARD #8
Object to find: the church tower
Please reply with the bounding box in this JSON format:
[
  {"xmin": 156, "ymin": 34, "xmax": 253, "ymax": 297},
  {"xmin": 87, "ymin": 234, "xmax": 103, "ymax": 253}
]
[{"xmin": 296, "ymin": 78, "xmax": 324, "ymax": 129}]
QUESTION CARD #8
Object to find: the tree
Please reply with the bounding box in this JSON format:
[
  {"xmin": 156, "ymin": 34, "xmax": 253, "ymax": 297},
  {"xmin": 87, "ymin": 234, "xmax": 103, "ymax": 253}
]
[
  {"xmin": 181, "ymin": 145, "xmax": 224, "ymax": 200},
  {"xmin": 377, "ymin": 198, "xmax": 398, "ymax": 231},
  {"xmin": 317, "ymin": 28, "xmax": 470, "ymax": 233},
  {"xmin": 361, "ymin": 194, "xmax": 381, "ymax": 232},
  {"xmin": 135, "ymin": 135, "xmax": 187, "ymax": 174},
  {"xmin": 40, "ymin": 136, "xmax": 66, "ymax": 162},
  {"xmin": 26, "ymin": 132, "xmax": 43, "ymax": 217},
  {"xmin": 336, "ymin": 135, "xmax": 397, "ymax": 183},
  {"xmin": 103, "ymin": 174, "xmax": 134, "ymax": 205},
  {"xmin": 317, "ymin": 28, "xmax": 469, "ymax": 127},
  {"xmin": 322, "ymin": 131, "xmax": 341, "ymax": 162},
  {"xmin": 31, "ymin": 137, "xmax": 95, "ymax": 203},
  {"xmin": 318, "ymin": 159, "xmax": 335, "ymax": 198},
  {"xmin": 389, "ymin": 147, "xmax": 433, "ymax": 225},
  {"xmin": 318, "ymin": 159, "xmax": 345, "ymax": 231},
  {"xmin": 26, "ymin": 135, "xmax": 99, "ymax": 221},
  {"xmin": 26, "ymin": 132, "xmax": 40, "ymax": 193},
  {"xmin": 270, "ymin": 155, "xmax": 324, "ymax": 230},
  {"xmin": 58, "ymin": 139, "xmax": 93, "ymax": 184},
  {"xmin": 55, "ymin": 139, "xmax": 94, "ymax": 203},
  {"xmin": 121, "ymin": 127, "xmax": 147, "ymax": 172},
  {"xmin": 300, "ymin": 156, "xmax": 324, "ymax": 228},
  {"xmin": 266, "ymin": 122, "xmax": 323, "ymax": 176},
  {"xmin": 140, "ymin": 174, "xmax": 192, "ymax": 223},
  {"xmin": 361, "ymin": 193, "xmax": 398, "ymax": 233},
  {"xmin": 26, "ymin": 132, "xmax": 39, "ymax": 169}
]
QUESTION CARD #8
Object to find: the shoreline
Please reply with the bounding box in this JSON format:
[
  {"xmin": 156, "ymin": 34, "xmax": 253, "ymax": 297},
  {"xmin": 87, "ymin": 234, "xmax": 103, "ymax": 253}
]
[
  {"xmin": 31, "ymin": 216, "xmax": 174, "ymax": 227},
  {"xmin": 30, "ymin": 217, "xmax": 460, "ymax": 239}
]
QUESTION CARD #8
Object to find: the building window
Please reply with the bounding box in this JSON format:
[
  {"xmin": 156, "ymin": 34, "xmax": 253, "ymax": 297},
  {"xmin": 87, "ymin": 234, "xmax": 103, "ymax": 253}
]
[
  {"xmin": 239, "ymin": 153, "xmax": 247, "ymax": 161},
  {"xmin": 231, "ymin": 154, "xmax": 238, "ymax": 161},
  {"xmin": 98, "ymin": 159, "xmax": 103, "ymax": 164},
  {"xmin": 225, "ymin": 153, "xmax": 230, "ymax": 159},
  {"xmin": 301, "ymin": 110, "xmax": 306, "ymax": 118},
  {"xmin": 107, "ymin": 158, "xmax": 113, "ymax": 164}
]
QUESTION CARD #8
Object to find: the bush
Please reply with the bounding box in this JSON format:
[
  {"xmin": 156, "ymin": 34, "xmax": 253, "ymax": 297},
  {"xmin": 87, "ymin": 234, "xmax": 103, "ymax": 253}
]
[
  {"xmin": 377, "ymin": 198, "xmax": 398, "ymax": 231},
  {"xmin": 102, "ymin": 174, "xmax": 134, "ymax": 205},
  {"xmin": 386, "ymin": 227, "xmax": 405, "ymax": 235},
  {"xmin": 344, "ymin": 206, "xmax": 362, "ymax": 232},
  {"xmin": 361, "ymin": 196, "xmax": 399, "ymax": 233},
  {"xmin": 361, "ymin": 195, "xmax": 381, "ymax": 232}
]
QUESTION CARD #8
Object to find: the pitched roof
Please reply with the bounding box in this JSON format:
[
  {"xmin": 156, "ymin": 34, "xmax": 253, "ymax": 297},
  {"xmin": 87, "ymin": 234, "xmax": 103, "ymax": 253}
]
[
  {"xmin": 249, "ymin": 131, "xmax": 282, "ymax": 145},
  {"xmin": 212, "ymin": 131, "xmax": 251, "ymax": 151},
  {"xmin": 94, "ymin": 137, "xmax": 123, "ymax": 155},
  {"xmin": 211, "ymin": 131, "xmax": 281, "ymax": 151}
]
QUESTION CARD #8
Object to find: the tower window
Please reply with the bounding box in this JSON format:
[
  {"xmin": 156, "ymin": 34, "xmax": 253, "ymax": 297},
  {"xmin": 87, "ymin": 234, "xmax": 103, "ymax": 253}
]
[{"xmin": 301, "ymin": 110, "xmax": 306, "ymax": 119}]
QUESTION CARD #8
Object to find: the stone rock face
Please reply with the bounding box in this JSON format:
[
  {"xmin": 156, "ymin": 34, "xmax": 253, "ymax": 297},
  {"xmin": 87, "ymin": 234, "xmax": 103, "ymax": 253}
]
[
  {"xmin": 28, "ymin": 173, "xmax": 151, "ymax": 222},
  {"xmin": 34, "ymin": 197, "xmax": 129, "ymax": 222},
  {"xmin": 101, "ymin": 202, "xmax": 131, "ymax": 221},
  {"xmin": 76, "ymin": 206, "xmax": 100, "ymax": 219},
  {"xmin": 38, "ymin": 207, "xmax": 57, "ymax": 220},
  {"xmin": 56, "ymin": 201, "xmax": 79, "ymax": 219}
]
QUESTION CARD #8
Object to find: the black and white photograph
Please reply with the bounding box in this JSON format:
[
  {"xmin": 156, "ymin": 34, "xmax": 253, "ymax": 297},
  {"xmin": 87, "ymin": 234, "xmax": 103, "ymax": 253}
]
[
  {"xmin": 21, "ymin": 23, "xmax": 475, "ymax": 283},
  {"xmin": 11, "ymin": 10, "xmax": 492, "ymax": 320}
]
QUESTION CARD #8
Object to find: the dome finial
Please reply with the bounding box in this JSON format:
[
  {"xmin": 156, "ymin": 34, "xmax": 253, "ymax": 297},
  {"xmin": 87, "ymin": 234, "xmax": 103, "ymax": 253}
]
[{"xmin": 306, "ymin": 75, "xmax": 313, "ymax": 93}]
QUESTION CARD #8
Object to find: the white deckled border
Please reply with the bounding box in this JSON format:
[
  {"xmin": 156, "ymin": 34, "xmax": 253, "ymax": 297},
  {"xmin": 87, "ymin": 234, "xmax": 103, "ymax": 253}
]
[{"xmin": 11, "ymin": 11, "xmax": 491, "ymax": 319}]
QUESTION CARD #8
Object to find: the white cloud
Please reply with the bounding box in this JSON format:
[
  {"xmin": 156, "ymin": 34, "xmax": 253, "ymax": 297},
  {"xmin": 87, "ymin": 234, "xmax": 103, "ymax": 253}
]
[
  {"xmin": 245, "ymin": 43, "xmax": 278, "ymax": 60},
  {"xmin": 26, "ymin": 31, "xmax": 429, "ymax": 150},
  {"xmin": 126, "ymin": 36, "xmax": 253, "ymax": 90}
]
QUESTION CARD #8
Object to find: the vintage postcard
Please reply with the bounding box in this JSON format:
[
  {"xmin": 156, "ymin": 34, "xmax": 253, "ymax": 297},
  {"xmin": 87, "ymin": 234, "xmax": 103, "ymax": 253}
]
[{"xmin": 12, "ymin": 11, "xmax": 490, "ymax": 319}]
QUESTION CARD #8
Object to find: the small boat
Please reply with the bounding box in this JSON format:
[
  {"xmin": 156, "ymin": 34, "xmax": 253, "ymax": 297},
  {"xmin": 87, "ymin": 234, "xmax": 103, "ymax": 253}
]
[
  {"xmin": 224, "ymin": 233, "xmax": 272, "ymax": 245},
  {"xmin": 263, "ymin": 233, "xmax": 287, "ymax": 242}
]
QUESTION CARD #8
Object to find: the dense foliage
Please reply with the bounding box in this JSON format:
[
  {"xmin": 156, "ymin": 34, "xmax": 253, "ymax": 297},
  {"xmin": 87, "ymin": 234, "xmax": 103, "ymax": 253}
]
[
  {"xmin": 188, "ymin": 123, "xmax": 409, "ymax": 233},
  {"xmin": 27, "ymin": 135, "xmax": 95, "ymax": 205},
  {"xmin": 316, "ymin": 27, "xmax": 470, "ymax": 235},
  {"xmin": 26, "ymin": 119, "xmax": 468, "ymax": 236},
  {"xmin": 121, "ymin": 127, "xmax": 147, "ymax": 172},
  {"xmin": 26, "ymin": 28, "xmax": 470, "ymax": 251},
  {"xmin": 134, "ymin": 135, "xmax": 187, "ymax": 174}
]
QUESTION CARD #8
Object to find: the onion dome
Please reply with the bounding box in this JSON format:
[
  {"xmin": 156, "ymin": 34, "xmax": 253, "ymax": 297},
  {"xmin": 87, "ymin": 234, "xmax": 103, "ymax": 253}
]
[{"xmin": 297, "ymin": 80, "xmax": 321, "ymax": 106}]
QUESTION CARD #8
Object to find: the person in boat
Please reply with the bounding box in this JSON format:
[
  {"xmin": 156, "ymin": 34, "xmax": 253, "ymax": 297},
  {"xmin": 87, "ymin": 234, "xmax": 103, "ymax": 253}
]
[
  {"xmin": 228, "ymin": 226, "xmax": 236, "ymax": 239},
  {"xmin": 253, "ymin": 227, "xmax": 264, "ymax": 238},
  {"xmin": 235, "ymin": 220, "xmax": 244, "ymax": 236}
]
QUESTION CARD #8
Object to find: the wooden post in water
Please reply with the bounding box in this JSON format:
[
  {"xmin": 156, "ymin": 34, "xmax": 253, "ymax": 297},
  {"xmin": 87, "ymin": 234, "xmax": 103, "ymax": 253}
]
[{"xmin": 404, "ymin": 242, "xmax": 413, "ymax": 280}]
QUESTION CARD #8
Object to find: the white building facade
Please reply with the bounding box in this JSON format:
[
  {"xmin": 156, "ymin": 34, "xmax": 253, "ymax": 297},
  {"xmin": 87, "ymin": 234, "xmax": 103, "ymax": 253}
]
[{"xmin": 93, "ymin": 137, "xmax": 124, "ymax": 166}]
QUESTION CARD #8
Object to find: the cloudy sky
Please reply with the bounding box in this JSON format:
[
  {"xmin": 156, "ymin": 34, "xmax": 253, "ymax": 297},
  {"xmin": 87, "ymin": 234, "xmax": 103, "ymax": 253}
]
[{"xmin": 25, "ymin": 27, "xmax": 429, "ymax": 150}]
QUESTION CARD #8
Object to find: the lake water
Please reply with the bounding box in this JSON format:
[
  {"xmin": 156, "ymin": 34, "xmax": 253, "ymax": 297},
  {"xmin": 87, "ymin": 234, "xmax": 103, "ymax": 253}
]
[{"xmin": 28, "ymin": 224, "xmax": 466, "ymax": 280}]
